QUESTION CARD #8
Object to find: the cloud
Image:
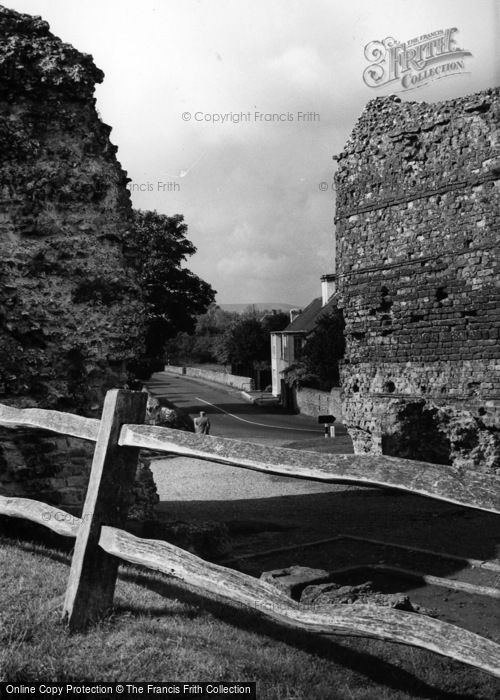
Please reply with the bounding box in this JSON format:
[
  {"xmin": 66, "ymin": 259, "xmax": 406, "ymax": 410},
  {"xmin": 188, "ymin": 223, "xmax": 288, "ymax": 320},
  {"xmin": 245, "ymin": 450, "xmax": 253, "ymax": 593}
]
[
  {"xmin": 217, "ymin": 249, "xmax": 289, "ymax": 280},
  {"xmin": 266, "ymin": 46, "xmax": 329, "ymax": 90},
  {"xmin": 6, "ymin": 0, "xmax": 497, "ymax": 306}
]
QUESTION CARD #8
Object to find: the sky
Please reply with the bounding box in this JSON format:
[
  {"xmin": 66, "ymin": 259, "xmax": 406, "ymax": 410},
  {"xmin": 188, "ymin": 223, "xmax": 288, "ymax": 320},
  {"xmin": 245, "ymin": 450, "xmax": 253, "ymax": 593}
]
[{"xmin": 5, "ymin": 0, "xmax": 499, "ymax": 305}]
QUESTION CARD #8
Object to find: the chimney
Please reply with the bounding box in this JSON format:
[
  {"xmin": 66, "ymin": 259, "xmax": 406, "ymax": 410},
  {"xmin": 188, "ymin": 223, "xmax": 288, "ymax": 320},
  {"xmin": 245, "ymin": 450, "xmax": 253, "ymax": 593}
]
[
  {"xmin": 321, "ymin": 274, "xmax": 337, "ymax": 306},
  {"xmin": 290, "ymin": 308, "xmax": 301, "ymax": 323}
]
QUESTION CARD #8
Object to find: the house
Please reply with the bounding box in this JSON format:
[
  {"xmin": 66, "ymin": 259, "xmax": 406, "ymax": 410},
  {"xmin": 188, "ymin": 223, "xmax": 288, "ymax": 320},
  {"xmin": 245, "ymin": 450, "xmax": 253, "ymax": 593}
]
[{"xmin": 270, "ymin": 277, "xmax": 337, "ymax": 398}]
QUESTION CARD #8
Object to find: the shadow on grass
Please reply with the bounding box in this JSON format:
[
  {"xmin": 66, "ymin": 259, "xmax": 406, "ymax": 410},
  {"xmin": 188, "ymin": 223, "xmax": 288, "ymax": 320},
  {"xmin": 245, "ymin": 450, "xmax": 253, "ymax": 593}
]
[
  {"xmin": 0, "ymin": 517, "xmax": 74, "ymax": 559},
  {"xmin": 157, "ymin": 488, "xmax": 500, "ymax": 568},
  {"xmin": 2, "ymin": 477, "xmax": 499, "ymax": 699},
  {"xmin": 116, "ymin": 565, "xmax": 494, "ymax": 700},
  {"xmin": 1, "ymin": 523, "xmax": 498, "ymax": 698}
]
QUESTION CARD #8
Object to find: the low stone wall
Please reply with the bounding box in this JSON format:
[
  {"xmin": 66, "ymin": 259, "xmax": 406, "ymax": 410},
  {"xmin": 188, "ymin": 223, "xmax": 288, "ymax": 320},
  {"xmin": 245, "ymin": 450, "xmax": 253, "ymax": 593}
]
[
  {"xmin": 164, "ymin": 365, "xmax": 254, "ymax": 392},
  {"xmin": 0, "ymin": 426, "xmax": 158, "ymax": 521},
  {"xmin": 295, "ymin": 387, "xmax": 342, "ymax": 420},
  {"xmin": 163, "ymin": 365, "xmax": 186, "ymax": 376}
]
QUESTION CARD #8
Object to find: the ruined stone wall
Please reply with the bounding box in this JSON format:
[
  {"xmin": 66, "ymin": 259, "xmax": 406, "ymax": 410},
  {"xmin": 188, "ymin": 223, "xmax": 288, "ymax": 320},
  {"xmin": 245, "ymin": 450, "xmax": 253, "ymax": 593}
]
[
  {"xmin": 335, "ymin": 88, "xmax": 500, "ymax": 472},
  {"xmin": 0, "ymin": 6, "xmax": 157, "ymax": 517},
  {"xmin": 294, "ymin": 387, "xmax": 342, "ymax": 420}
]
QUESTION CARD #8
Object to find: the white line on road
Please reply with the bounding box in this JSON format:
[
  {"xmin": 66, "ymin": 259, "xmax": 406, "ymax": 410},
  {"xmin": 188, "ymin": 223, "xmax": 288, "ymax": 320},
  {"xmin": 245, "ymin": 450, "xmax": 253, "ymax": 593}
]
[{"xmin": 195, "ymin": 397, "xmax": 323, "ymax": 433}]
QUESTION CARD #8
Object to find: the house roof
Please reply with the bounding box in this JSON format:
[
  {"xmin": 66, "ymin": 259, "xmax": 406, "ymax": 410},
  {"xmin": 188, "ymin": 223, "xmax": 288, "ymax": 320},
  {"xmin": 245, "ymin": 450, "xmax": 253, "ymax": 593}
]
[{"xmin": 282, "ymin": 297, "xmax": 335, "ymax": 334}]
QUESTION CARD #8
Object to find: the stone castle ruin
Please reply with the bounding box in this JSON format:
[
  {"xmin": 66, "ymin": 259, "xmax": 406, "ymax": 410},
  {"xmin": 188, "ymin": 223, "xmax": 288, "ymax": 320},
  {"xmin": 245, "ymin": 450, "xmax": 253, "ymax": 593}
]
[
  {"xmin": 335, "ymin": 89, "xmax": 500, "ymax": 473},
  {"xmin": 0, "ymin": 6, "xmax": 157, "ymax": 517},
  {"xmin": 0, "ymin": 2, "xmax": 498, "ymax": 518}
]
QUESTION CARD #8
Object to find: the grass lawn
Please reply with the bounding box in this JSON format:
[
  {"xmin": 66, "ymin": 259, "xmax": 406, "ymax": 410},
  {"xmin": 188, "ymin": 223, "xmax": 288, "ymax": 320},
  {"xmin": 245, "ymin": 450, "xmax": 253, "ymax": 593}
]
[{"xmin": 0, "ymin": 534, "xmax": 499, "ymax": 699}]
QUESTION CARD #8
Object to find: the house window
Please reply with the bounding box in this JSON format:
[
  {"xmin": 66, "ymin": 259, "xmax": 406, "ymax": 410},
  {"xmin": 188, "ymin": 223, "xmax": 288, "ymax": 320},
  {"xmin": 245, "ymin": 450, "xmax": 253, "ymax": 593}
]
[
  {"xmin": 294, "ymin": 336, "xmax": 303, "ymax": 360},
  {"xmin": 281, "ymin": 335, "xmax": 288, "ymax": 360},
  {"xmin": 276, "ymin": 335, "xmax": 282, "ymax": 359}
]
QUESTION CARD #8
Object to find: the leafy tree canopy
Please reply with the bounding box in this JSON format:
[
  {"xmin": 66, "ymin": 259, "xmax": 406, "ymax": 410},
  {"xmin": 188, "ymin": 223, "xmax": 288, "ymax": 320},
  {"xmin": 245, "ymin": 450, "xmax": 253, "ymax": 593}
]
[
  {"xmin": 261, "ymin": 310, "xmax": 290, "ymax": 333},
  {"xmin": 127, "ymin": 210, "xmax": 215, "ymax": 376},
  {"xmin": 166, "ymin": 305, "xmax": 290, "ymax": 371},
  {"xmin": 166, "ymin": 304, "xmax": 238, "ymax": 365},
  {"xmin": 284, "ymin": 308, "xmax": 345, "ymax": 391},
  {"xmin": 216, "ymin": 308, "xmax": 290, "ymax": 372},
  {"xmin": 217, "ymin": 316, "xmax": 269, "ymax": 370},
  {"xmin": 195, "ymin": 303, "xmax": 238, "ymax": 336}
]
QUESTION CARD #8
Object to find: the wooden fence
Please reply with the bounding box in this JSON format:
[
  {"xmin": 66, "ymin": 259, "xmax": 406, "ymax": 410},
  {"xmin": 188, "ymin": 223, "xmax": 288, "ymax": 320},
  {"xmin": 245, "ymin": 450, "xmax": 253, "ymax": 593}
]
[{"xmin": 0, "ymin": 389, "xmax": 499, "ymax": 678}]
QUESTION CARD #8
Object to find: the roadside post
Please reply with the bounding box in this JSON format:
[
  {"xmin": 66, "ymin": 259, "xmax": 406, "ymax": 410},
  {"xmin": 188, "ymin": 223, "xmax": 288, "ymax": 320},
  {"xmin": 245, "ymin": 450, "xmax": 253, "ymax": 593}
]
[{"xmin": 318, "ymin": 414, "xmax": 336, "ymax": 438}]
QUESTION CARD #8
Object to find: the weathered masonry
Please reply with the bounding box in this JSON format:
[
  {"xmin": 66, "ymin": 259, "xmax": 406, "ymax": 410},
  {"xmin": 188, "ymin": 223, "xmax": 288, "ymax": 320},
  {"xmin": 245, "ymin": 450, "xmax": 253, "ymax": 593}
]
[
  {"xmin": 334, "ymin": 89, "xmax": 500, "ymax": 472},
  {"xmin": 0, "ymin": 6, "xmax": 156, "ymax": 517}
]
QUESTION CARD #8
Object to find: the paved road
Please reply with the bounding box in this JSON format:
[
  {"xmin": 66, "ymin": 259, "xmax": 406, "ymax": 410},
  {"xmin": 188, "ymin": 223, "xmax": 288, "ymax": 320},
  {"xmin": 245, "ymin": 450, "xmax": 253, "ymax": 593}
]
[
  {"xmin": 141, "ymin": 373, "xmax": 500, "ymax": 630},
  {"xmin": 145, "ymin": 370, "xmax": 327, "ymax": 445},
  {"xmin": 144, "ymin": 371, "xmax": 353, "ymax": 514}
]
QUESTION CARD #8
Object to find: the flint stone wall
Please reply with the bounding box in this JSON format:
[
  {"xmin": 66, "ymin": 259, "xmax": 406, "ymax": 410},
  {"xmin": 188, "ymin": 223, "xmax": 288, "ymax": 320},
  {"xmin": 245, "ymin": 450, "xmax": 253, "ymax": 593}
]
[
  {"xmin": 0, "ymin": 6, "xmax": 157, "ymax": 518},
  {"xmin": 335, "ymin": 88, "xmax": 500, "ymax": 472},
  {"xmin": 294, "ymin": 387, "xmax": 342, "ymax": 420}
]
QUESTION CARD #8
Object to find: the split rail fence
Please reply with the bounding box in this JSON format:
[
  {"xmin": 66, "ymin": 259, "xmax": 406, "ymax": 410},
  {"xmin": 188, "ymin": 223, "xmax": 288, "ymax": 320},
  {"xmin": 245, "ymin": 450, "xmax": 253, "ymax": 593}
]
[{"xmin": 0, "ymin": 389, "xmax": 499, "ymax": 678}]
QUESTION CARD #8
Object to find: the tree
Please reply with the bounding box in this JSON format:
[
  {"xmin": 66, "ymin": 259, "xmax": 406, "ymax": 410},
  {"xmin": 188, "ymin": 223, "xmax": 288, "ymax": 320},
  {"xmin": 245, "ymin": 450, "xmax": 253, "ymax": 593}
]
[
  {"xmin": 216, "ymin": 316, "xmax": 266, "ymax": 372},
  {"xmin": 194, "ymin": 304, "xmax": 238, "ymax": 338},
  {"xmin": 284, "ymin": 308, "xmax": 345, "ymax": 391},
  {"xmin": 167, "ymin": 306, "xmax": 289, "ymax": 374},
  {"xmin": 216, "ymin": 308, "xmax": 288, "ymax": 373},
  {"xmin": 261, "ymin": 310, "xmax": 290, "ymax": 333},
  {"xmin": 166, "ymin": 304, "xmax": 238, "ymax": 365},
  {"xmin": 127, "ymin": 210, "xmax": 215, "ymax": 377}
]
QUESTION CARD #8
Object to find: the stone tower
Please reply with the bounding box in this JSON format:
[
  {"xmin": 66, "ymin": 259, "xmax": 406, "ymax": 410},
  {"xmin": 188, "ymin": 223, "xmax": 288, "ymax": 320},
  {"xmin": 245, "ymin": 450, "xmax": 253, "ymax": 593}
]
[{"xmin": 335, "ymin": 89, "xmax": 500, "ymax": 473}]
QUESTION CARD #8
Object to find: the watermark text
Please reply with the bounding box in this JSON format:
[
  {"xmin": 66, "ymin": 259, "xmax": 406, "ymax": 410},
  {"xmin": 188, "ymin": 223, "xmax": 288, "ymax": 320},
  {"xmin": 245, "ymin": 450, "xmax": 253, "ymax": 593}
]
[
  {"xmin": 127, "ymin": 181, "xmax": 180, "ymax": 193},
  {"xmin": 363, "ymin": 27, "xmax": 472, "ymax": 91},
  {"xmin": 182, "ymin": 110, "xmax": 320, "ymax": 123}
]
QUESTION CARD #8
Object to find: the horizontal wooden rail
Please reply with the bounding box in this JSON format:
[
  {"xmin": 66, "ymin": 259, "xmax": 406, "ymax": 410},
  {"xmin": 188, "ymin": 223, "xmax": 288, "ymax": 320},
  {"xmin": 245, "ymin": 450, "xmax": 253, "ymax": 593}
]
[
  {"xmin": 2, "ymin": 391, "xmax": 499, "ymax": 673},
  {"xmin": 0, "ymin": 403, "xmax": 99, "ymax": 441},
  {"xmin": 119, "ymin": 425, "xmax": 500, "ymax": 514},
  {"xmin": 99, "ymin": 526, "xmax": 500, "ymax": 678},
  {"xmin": 1, "ymin": 402, "xmax": 498, "ymax": 514},
  {"xmin": 1, "ymin": 498, "xmax": 499, "ymax": 673},
  {"xmin": 0, "ymin": 495, "xmax": 80, "ymax": 537}
]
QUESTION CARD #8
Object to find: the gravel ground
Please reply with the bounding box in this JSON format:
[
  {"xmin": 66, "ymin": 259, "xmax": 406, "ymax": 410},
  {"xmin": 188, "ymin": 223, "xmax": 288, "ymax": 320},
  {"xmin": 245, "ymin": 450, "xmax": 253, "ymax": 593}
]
[{"xmin": 150, "ymin": 454, "xmax": 348, "ymax": 503}]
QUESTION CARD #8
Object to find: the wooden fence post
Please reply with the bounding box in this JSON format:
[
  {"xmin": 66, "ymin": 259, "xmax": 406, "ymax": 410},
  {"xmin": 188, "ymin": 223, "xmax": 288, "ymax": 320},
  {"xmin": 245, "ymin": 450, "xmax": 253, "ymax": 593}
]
[{"xmin": 63, "ymin": 389, "xmax": 147, "ymax": 631}]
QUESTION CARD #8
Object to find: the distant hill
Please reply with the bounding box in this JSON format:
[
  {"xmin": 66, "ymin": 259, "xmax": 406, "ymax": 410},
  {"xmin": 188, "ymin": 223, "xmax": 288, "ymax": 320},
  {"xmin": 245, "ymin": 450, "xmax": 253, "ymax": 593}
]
[{"xmin": 219, "ymin": 302, "xmax": 300, "ymax": 314}]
